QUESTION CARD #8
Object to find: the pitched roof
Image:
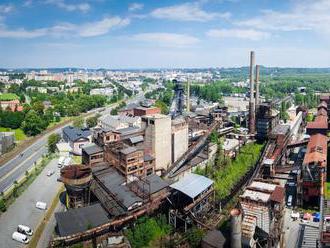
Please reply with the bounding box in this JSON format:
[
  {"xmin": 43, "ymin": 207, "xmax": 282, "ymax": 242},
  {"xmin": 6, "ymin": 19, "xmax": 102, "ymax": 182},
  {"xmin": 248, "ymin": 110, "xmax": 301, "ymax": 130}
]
[
  {"xmin": 170, "ymin": 173, "xmax": 213, "ymax": 199},
  {"xmin": 55, "ymin": 203, "xmax": 109, "ymax": 237},
  {"xmin": 63, "ymin": 126, "xmax": 91, "ymax": 142},
  {"xmin": 306, "ymin": 115, "xmax": 328, "ymax": 130},
  {"xmin": 270, "ymin": 186, "xmax": 285, "ymax": 203},
  {"xmin": 303, "ymin": 133, "xmax": 328, "ymax": 166},
  {"xmin": 129, "ymin": 135, "xmax": 144, "ymax": 144},
  {"xmin": 82, "ymin": 143, "xmax": 103, "ymax": 155}
]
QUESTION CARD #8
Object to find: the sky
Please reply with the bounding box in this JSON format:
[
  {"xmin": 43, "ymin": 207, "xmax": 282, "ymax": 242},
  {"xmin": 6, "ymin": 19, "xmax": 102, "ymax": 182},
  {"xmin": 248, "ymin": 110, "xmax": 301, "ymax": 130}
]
[{"xmin": 1, "ymin": 0, "xmax": 330, "ymax": 68}]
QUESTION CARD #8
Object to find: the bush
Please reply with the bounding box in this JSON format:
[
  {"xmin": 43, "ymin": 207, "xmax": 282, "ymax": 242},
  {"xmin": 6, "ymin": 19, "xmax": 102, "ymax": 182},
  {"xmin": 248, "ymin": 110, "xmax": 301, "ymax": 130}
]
[
  {"xmin": 48, "ymin": 133, "xmax": 61, "ymax": 153},
  {"xmin": 0, "ymin": 198, "xmax": 6, "ymax": 212},
  {"xmin": 185, "ymin": 227, "xmax": 204, "ymax": 248},
  {"xmin": 125, "ymin": 215, "xmax": 171, "ymax": 248}
]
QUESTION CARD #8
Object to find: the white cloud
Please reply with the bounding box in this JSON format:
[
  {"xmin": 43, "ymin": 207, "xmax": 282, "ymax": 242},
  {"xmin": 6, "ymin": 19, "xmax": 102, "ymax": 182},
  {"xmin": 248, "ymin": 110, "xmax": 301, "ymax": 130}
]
[
  {"xmin": 78, "ymin": 17, "xmax": 130, "ymax": 37},
  {"xmin": 46, "ymin": 0, "xmax": 90, "ymax": 13},
  {"xmin": 0, "ymin": 4, "xmax": 14, "ymax": 14},
  {"xmin": 0, "ymin": 17, "xmax": 130, "ymax": 38},
  {"xmin": 150, "ymin": 2, "xmax": 230, "ymax": 22},
  {"xmin": 129, "ymin": 3, "xmax": 144, "ymax": 12},
  {"xmin": 132, "ymin": 32, "xmax": 200, "ymax": 47},
  {"xmin": 0, "ymin": 24, "xmax": 47, "ymax": 38},
  {"xmin": 236, "ymin": 0, "xmax": 330, "ymax": 35},
  {"xmin": 207, "ymin": 28, "xmax": 270, "ymax": 41}
]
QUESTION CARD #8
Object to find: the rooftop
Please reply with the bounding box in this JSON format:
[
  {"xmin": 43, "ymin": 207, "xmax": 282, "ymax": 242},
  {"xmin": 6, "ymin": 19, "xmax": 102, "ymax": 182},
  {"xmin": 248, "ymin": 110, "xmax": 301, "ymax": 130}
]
[
  {"xmin": 170, "ymin": 173, "xmax": 213, "ymax": 199},
  {"xmin": 241, "ymin": 189, "xmax": 271, "ymax": 203},
  {"xmin": 303, "ymin": 133, "xmax": 328, "ymax": 166},
  {"xmin": 120, "ymin": 146, "xmax": 138, "ymax": 155},
  {"xmin": 82, "ymin": 143, "xmax": 103, "ymax": 155},
  {"xmin": 93, "ymin": 167, "xmax": 142, "ymax": 210},
  {"xmin": 55, "ymin": 203, "xmax": 109, "ymax": 237},
  {"xmin": 62, "ymin": 126, "xmax": 91, "ymax": 142}
]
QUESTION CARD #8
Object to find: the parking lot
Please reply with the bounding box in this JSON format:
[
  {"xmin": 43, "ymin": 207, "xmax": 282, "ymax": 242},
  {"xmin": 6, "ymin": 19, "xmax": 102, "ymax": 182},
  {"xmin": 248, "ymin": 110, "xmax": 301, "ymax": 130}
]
[{"xmin": 0, "ymin": 159, "xmax": 62, "ymax": 247}]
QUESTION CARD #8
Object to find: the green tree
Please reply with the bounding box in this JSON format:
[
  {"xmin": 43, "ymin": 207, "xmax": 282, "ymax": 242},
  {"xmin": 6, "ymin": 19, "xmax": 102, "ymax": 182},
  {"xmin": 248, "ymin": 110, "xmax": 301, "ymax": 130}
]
[
  {"xmin": 86, "ymin": 116, "xmax": 98, "ymax": 128},
  {"xmin": 32, "ymin": 101, "xmax": 45, "ymax": 115},
  {"xmin": 21, "ymin": 110, "xmax": 47, "ymax": 136},
  {"xmin": 48, "ymin": 133, "xmax": 61, "ymax": 153},
  {"xmin": 73, "ymin": 117, "xmax": 84, "ymax": 128},
  {"xmin": 155, "ymin": 100, "xmax": 169, "ymax": 114},
  {"xmin": 0, "ymin": 198, "xmax": 6, "ymax": 212}
]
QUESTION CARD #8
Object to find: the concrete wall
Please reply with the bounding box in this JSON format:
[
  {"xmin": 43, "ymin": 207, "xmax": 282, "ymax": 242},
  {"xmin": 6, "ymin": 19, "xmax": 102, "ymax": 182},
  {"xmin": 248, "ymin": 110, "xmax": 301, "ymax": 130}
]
[
  {"xmin": 143, "ymin": 114, "xmax": 172, "ymax": 171},
  {"xmin": 171, "ymin": 121, "xmax": 188, "ymax": 163}
]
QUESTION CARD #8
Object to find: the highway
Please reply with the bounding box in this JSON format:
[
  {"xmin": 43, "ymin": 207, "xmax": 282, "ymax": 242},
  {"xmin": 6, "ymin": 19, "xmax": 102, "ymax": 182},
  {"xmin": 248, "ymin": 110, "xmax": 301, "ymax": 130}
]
[{"xmin": 0, "ymin": 93, "xmax": 145, "ymax": 194}]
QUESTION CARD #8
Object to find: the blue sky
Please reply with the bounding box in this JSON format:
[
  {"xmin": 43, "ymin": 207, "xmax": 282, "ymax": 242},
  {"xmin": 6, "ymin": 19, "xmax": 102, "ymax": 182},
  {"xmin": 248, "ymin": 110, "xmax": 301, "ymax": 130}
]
[{"xmin": 0, "ymin": 0, "xmax": 330, "ymax": 68}]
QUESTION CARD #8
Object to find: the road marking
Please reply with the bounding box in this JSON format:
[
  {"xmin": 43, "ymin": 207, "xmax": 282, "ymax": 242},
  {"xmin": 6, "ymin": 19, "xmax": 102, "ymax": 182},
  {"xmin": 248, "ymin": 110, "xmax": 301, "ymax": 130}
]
[{"xmin": 0, "ymin": 148, "xmax": 45, "ymax": 185}]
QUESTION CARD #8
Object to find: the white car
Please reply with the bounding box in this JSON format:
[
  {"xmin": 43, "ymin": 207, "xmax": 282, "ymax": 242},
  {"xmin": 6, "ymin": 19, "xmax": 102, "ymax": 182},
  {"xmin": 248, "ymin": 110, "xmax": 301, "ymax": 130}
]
[
  {"xmin": 12, "ymin": 231, "xmax": 29, "ymax": 244},
  {"xmin": 47, "ymin": 170, "xmax": 55, "ymax": 177},
  {"xmin": 35, "ymin": 201, "xmax": 47, "ymax": 210},
  {"xmin": 17, "ymin": 225, "xmax": 33, "ymax": 236}
]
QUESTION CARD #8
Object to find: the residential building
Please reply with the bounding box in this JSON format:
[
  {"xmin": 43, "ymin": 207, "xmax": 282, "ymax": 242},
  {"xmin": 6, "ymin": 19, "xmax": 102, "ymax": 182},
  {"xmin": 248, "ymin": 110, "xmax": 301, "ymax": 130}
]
[
  {"xmin": 0, "ymin": 99, "xmax": 23, "ymax": 112},
  {"xmin": 62, "ymin": 126, "xmax": 91, "ymax": 155},
  {"xmin": 98, "ymin": 114, "xmax": 141, "ymax": 130}
]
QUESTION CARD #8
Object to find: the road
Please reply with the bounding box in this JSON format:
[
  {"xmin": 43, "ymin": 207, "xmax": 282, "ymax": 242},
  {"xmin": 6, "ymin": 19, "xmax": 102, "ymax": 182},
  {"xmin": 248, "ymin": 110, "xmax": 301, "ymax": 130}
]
[
  {"xmin": 0, "ymin": 93, "xmax": 144, "ymax": 194},
  {"xmin": 0, "ymin": 159, "xmax": 62, "ymax": 247}
]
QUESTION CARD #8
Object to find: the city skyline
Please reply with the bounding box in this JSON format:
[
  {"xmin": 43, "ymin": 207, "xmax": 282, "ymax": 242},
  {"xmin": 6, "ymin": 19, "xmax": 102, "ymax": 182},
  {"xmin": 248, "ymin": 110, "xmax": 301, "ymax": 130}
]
[{"xmin": 1, "ymin": 0, "xmax": 330, "ymax": 68}]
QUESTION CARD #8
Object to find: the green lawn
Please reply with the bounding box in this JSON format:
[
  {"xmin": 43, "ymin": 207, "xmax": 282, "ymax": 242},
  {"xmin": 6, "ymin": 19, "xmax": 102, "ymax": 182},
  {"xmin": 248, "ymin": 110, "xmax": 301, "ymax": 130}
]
[
  {"xmin": 325, "ymin": 182, "xmax": 330, "ymax": 200},
  {"xmin": 0, "ymin": 93, "xmax": 19, "ymax": 101},
  {"xmin": 0, "ymin": 127, "xmax": 27, "ymax": 141}
]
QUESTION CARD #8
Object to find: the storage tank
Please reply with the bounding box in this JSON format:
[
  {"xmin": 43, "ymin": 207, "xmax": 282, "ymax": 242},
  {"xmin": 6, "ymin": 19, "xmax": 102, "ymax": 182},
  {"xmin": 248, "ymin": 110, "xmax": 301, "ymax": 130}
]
[{"xmin": 60, "ymin": 165, "xmax": 92, "ymax": 208}]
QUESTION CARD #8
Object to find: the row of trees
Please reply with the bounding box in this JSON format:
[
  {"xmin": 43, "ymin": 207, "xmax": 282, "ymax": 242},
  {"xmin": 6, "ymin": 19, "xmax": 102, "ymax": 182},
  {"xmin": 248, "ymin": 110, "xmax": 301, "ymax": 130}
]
[
  {"xmin": 190, "ymin": 80, "xmax": 245, "ymax": 102},
  {"xmin": 0, "ymin": 92, "xmax": 107, "ymax": 136},
  {"xmin": 195, "ymin": 142, "xmax": 264, "ymax": 200}
]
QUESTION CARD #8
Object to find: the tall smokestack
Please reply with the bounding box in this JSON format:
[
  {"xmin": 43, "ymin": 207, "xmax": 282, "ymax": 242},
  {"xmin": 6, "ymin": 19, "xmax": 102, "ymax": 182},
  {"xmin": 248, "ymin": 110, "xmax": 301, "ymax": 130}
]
[
  {"xmin": 255, "ymin": 65, "xmax": 260, "ymax": 107},
  {"xmin": 187, "ymin": 80, "xmax": 190, "ymax": 112},
  {"xmin": 249, "ymin": 51, "xmax": 256, "ymax": 134},
  {"xmin": 230, "ymin": 209, "xmax": 242, "ymax": 248}
]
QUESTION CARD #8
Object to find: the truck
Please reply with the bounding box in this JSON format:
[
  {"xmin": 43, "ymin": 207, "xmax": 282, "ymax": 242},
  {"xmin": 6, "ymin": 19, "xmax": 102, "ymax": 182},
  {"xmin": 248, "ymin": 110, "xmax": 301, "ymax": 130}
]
[{"xmin": 12, "ymin": 231, "xmax": 29, "ymax": 244}]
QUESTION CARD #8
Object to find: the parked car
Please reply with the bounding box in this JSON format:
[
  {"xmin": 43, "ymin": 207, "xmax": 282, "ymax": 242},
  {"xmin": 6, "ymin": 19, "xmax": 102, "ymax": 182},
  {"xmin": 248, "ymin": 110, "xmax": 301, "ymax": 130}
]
[
  {"xmin": 35, "ymin": 201, "xmax": 47, "ymax": 210},
  {"xmin": 58, "ymin": 156, "xmax": 65, "ymax": 168},
  {"xmin": 12, "ymin": 231, "xmax": 29, "ymax": 244},
  {"xmin": 47, "ymin": 170, "xmax": 55, "ymax": 177},
  {"xmin": 17, "ymin": 225, "xmax": 33, "ymax": 236}
]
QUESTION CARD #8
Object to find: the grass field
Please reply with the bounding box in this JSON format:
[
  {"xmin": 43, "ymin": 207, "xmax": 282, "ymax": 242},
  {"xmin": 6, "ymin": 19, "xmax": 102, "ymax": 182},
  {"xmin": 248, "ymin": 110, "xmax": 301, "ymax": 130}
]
[
  {"xmin": 0, "ymin": 93, "xmax": 19, "ymax": 101},
  {"xmin": 0, "ymin": 127, "xmax": 27, "ymax": 141}
]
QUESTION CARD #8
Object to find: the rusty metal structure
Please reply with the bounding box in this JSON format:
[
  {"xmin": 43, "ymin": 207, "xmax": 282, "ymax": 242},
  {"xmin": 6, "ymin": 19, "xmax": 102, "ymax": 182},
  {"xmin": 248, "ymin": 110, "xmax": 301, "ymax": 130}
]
[
  {"xmin": 59, "ymin": 165, "xmax": 92, "ymax": 208},
  {"xmin": 249, "ymin": 51, "xmax": 256, "ymax": 134}
]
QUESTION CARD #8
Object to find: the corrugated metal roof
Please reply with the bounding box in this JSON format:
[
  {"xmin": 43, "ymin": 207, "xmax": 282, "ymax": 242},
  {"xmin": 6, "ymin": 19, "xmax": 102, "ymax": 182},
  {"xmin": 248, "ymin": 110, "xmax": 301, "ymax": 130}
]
[
  {"xmin": 170, "ymin": 173, "xmax": 213, "ymax": 199},
  {"xmin": 129, "ymin": 135, "xmax": 144, "ymax": 144},
  {"xmin": 303, "ymin": 133, "xmax": 328, "ymax": 166}
]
